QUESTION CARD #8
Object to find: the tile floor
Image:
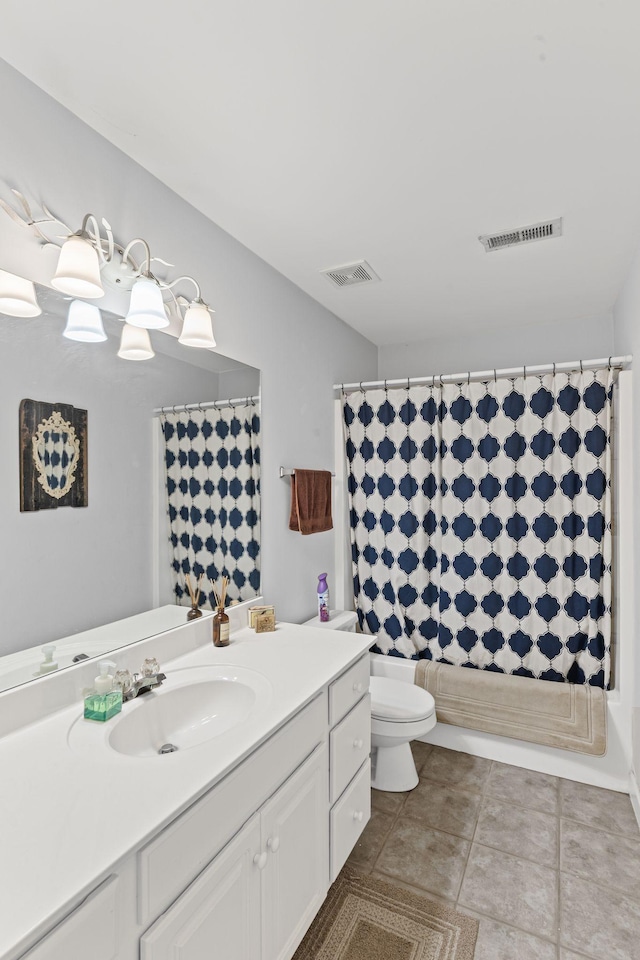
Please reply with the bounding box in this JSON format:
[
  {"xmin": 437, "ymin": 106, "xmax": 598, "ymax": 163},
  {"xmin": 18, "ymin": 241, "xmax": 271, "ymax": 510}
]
[{"xmin": 345, "ymin": 742, "xmax": 640, "ymax": 960}]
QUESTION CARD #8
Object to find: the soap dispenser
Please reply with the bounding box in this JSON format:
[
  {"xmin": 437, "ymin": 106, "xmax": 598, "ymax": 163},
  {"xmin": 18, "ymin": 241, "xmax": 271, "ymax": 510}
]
[
  {"xmin": 37, "ymin": 645, "xmax": 58, "ymax": 675},
  {"xmin": 84, "ymin": 660, "xmax": 122, "ymax": 722},
  {"xmin": 95, "ymin": 660, "xmax": 116, "ymax": 694}
]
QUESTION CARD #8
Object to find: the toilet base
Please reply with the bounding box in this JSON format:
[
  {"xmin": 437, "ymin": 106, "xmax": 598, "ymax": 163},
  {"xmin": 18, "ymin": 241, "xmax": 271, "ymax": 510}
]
[{"xmin": 371, "ymin": 742, "xmax": 419, "ymax": 792}]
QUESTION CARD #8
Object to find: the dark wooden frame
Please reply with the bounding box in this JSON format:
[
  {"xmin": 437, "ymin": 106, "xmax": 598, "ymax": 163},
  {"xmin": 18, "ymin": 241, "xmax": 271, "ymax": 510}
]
[{"xmin": 19, "ymin": 399, "xmax": 88, "ymax": 512}]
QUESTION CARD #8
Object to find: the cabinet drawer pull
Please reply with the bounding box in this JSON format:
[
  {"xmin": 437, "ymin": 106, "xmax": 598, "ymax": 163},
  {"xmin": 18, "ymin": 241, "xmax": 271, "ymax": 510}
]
[
  {"xmin": 253, "ymin": 851, "xmax": 268, "ymax": 870},
  {"xmin": 267, "ymin": 836, "xmax": 280, "ymax": 853},
  {"xmin": 353, "ymin": 738, "xmax": 363, "ymax": 749},
  {"xmin": 352, "ymin": 810, "xmax": 364, "ymax": 822},
  {"xmin": 352, "ymin": 682, "xmax": 363, "ymax": 693}
]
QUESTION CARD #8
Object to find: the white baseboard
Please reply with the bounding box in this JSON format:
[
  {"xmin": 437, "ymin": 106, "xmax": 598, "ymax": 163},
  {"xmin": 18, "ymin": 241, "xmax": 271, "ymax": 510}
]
[{"xmin": 630, "ymin": 770, "xmax": 640, "ymax": 831}]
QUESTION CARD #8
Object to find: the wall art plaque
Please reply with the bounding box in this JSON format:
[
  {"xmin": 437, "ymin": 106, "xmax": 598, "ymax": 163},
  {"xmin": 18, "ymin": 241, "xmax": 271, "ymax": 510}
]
[{"xmin": 19, "ymin": 399, "xmax": 88, "ymax": 511}]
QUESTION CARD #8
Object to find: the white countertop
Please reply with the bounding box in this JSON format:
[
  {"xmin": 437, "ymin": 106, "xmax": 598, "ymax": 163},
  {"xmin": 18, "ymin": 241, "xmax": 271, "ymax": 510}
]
[{"xmin": 0, "ymin": 622, "xmax": 372, "ymax": 960}]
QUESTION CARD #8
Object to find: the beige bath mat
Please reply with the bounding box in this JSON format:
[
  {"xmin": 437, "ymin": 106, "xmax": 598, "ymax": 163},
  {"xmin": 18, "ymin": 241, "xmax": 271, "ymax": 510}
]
[
  {"xmin": 416, "ymin": 659, "xmax": 606, "ymax": 755},
  {"xmin": 293, "ymin": 868, "xmax": 478, "ymax": 960}
]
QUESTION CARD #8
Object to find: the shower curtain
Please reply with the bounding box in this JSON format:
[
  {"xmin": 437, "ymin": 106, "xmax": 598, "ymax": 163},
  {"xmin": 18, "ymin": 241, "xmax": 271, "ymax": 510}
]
[
  {"xmin": 161, "ymin": 399, "xmax": 261, "ymax": 607},
  {"xmin": 343, "ymin": 369, "xmax": 614, "ymax": 688}
]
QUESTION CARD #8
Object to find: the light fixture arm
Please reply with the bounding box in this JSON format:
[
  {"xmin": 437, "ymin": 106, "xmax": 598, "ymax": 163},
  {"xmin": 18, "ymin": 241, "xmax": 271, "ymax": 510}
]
[
  {"xmin": 79, "ymin": 213, "xmax": 100, "ymax": 237},
  {"xmin": 161, "ymin": 274, "xmax": 203, "ymax": 302},
  {"xmin": 121, "ymin": 237, "xmax": 153, "ymax": 277}
]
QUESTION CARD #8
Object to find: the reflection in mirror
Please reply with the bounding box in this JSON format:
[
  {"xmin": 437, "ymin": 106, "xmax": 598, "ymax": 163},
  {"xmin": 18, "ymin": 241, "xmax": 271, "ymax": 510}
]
[{"xmin": 0, "ymin": 285, "xmax": 260, "ymax": 694}]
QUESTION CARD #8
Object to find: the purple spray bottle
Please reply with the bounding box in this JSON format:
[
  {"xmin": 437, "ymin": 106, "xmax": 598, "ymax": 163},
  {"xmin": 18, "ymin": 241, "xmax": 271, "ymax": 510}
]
[{"xmin": 317, "ymin": 573, "xmax": 330, "ymax": 623}]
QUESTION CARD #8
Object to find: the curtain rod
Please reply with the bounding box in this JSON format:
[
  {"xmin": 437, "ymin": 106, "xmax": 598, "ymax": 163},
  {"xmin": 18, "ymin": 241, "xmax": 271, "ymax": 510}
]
[
  {"xmin": 333, "ymin": 355, "xmax": 632, "ymax": 392},
  {"xmin": 154, "ymin": 395, "xmax": 259, "ymax": 416}
]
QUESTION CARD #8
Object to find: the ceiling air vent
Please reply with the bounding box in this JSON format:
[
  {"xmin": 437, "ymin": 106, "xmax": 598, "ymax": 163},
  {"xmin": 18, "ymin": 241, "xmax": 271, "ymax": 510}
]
[
  {"xmin": 479, "ymin": 218, "xmax": 562, "ymax": 252},
  {"xmin": 321, "ymin": 259, "xmax": 381, "ymax": 288}
]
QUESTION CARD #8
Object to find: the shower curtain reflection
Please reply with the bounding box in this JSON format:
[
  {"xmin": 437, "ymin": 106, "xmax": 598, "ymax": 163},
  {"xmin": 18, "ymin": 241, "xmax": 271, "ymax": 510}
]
[{"xmin": 161, "ymin": 397, "xmax": 261, "ymax": 608}]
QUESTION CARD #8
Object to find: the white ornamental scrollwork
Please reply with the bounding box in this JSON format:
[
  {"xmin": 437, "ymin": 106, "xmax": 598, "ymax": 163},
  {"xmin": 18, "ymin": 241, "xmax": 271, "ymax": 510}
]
[{"xmin": 32, "ymin": 411, "xmax": 80, "ymax": 500}]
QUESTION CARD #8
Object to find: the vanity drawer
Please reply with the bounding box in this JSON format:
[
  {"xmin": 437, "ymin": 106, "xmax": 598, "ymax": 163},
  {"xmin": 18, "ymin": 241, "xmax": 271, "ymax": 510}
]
[
  {"xmin": 329, "ymin": 694, "xmax": 370, "ymax": 803},
  {"xmin": 329, "ymin": 654, "xmax": 370, "ymax": 726},
  {"xmin": 21, "ymin": 876, "xmax": 118, "ymax": 960},
  {"xmin": 138, "ymin": 691, "xmax": 326, "ymax": 924},
  {"xmin": 330, "ymin": 760, "xmax": 371, "ymax": 881}
]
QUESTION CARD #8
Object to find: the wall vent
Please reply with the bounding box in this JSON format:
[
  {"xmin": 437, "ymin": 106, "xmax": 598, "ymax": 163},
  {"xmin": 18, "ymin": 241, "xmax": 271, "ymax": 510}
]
[
  {"xmin": 479, "ymin": 218, "xmax": 562, "ymax": 252},
  {"xmin": 320, "ymin": 259, "xmax": 381, "ymax": 287}
]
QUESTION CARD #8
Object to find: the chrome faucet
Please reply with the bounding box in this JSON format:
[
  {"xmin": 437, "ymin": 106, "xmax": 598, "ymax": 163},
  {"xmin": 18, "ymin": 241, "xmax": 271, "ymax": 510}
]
[
  {"xmin": 123, "ymin": 672, "xmax": 166, "ymax": 701},
  {"xmin": 115, "ymin": 658, "xmax": 166, "ymax": 702}
]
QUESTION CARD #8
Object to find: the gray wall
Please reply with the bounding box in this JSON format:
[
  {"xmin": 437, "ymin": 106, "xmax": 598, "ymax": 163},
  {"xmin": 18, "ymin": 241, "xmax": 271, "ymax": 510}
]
[
  {"xmin": 612, "ymin": 244, "xmax": 640, "ymax": 783},
  {"xmin": 378, "ymin": 313, "xmax": 614, "ymax": 379},
  {"xmin": 0, "ymin": 58, "xmax": 377, "ymax": 644}
]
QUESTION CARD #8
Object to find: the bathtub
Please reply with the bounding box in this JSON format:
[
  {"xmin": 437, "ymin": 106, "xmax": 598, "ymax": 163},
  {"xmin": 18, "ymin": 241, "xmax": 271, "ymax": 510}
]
[{"xmin": 368, "ymin": 649, "xmax": 632, "ymax": 795}]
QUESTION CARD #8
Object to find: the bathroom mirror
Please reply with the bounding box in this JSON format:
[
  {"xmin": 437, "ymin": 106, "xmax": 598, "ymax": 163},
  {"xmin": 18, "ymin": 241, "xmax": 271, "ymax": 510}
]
[{"xmin": 0, "ymin": 285, "xmax": 260, "ymax": 693}]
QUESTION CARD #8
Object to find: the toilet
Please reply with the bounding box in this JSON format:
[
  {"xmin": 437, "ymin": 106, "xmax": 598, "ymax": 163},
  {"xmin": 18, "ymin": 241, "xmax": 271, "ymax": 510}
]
[
  {"xmin": 369, "ymin": 675, "xmax": 436, "ymax": 791},
  {"xmin": 302, "ymin": 609, "xmax": 437, "ymax": 792}
]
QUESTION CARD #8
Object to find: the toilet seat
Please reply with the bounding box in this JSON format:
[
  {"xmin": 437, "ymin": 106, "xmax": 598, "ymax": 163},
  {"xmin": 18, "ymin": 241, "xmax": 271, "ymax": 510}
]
[{"xmin": 369, "ymin": 676, "xmax": 435, "ymax": 723}]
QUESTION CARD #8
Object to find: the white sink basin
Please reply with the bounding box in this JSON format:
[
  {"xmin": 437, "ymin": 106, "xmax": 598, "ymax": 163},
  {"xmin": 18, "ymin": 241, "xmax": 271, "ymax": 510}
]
[{"xmin": 68, "ymin": 665, "xmax": 272, "ymax": 759}]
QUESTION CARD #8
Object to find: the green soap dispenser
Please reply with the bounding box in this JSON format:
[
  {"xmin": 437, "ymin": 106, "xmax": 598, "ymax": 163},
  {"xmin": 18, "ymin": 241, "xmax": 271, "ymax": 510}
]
[{"xmin": 83, "ymin": 660, "xmax": 122, "ymax": 722}]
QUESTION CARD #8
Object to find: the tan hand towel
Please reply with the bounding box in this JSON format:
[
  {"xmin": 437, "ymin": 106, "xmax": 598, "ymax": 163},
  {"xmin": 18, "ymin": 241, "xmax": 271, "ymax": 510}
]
[{"xmin": 288, "ymin": 469, "xmax": 333, "ymax": 535}]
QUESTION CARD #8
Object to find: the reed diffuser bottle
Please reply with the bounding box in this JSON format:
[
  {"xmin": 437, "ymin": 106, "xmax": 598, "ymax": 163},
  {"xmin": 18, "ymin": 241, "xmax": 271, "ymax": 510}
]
[
  {"xmin": 212, "ymin": 606, "xmax": 230, "ymax": 647},
  {"xmin": 211, "ymin": 575, "xmax": 230, "ymax": 647}
]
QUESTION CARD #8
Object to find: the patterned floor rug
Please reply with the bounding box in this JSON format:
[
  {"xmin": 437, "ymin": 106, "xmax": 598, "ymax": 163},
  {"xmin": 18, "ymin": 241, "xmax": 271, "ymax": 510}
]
[{"xmin": 293, "ymin": 869, "xmax": 478, "ymax": 960}]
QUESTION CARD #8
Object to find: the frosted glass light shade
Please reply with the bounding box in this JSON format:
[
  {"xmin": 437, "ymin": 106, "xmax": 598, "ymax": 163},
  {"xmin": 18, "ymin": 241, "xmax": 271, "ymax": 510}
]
[
  {"xmin": 125, "ymin": 276, "xmax": 169, "ymax": 329},
  {"xmin": 51, "ymin": 235, "xmax": 104, "ymax": 299},
  {"xmin": 178, "ymin": 302, "xmax": 216, "ymax": 348},
  {"xmin": 118, "ymin": 322, "xmax": 154, "ymax": 361},
  {"xmin": 63, "ymin": 300, "xmax": 107, "ymax": 342},
  {"xmin": 0, "ymin": 270, "xmax": 41, "ymax": 317}
]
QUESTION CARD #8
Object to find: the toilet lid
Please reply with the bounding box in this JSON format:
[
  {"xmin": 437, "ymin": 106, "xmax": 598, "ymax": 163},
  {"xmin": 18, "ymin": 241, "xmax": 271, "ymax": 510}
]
[{"xmin": 369, "ymin": 676, "xmax": 435, "ymax": 722}]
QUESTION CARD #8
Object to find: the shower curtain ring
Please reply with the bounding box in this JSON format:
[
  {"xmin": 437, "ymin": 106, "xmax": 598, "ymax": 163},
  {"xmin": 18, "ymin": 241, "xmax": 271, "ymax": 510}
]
[
  {"xmin": 384, "ymin": 379, "xmax": 388, "ymax": 390},
  {"xmin": 553, "ymin": 363, "xmax": 556, "ymax": 376},
  {"xmin": 580, "ymin": 359, "xmax": 583, "ymax": 374},
  {"xmin": 608, "ymin": 356, "xmax": 612, "ymax": 371},
  {"xmin": 467, "ymin": 371, "xmax": 471, "ymax": 386},
  {"xmin": 523, "ymin": 365, "xmax": 527, "ymax": 379},
  {"xmin": 493, "ymin": 368, "xmax": 497, "ymax": 382}
]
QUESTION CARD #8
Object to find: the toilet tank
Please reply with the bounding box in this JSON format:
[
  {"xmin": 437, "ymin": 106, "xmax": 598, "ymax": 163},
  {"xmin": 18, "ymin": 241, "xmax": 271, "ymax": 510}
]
[{"xmin": 302, "ymin": 610, "xmax": 359, "ymax": 632}]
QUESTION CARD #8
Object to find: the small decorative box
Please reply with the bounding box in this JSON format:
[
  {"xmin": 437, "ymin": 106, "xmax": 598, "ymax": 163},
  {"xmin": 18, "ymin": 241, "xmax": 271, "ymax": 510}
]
[
  {"xmin": 249, "ymin": 604, "xmax": 275, "ymax": 629},
  {"xmin": 255, "ymin": 611, "xmax": 276, "ymax": 633}
]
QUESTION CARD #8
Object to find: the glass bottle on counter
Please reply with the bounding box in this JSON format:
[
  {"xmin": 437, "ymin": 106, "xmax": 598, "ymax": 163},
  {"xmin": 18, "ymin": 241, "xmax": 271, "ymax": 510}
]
[{"xmin": 212, "ymin": 605, "xmax": 230, "ymax": 646}]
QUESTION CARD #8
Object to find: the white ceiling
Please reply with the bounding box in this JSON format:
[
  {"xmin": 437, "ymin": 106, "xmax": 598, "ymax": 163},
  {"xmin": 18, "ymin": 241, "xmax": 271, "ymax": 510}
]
[{"xmin": 2, "ymin": 0, "xmax": 640, "ymax": 346}]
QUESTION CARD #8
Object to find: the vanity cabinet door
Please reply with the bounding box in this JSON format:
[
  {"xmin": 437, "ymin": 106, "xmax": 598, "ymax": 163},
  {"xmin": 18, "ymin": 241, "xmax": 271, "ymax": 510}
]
[
  {"xmin": 140, "ymin": 815, "xmax": 262, "ymax": 960},
  {"xmin": 20, "ymin": 876, "xmax": 119, "ymax": 960},
  {"xmin": 261, "ymin": 744, "xmax": 329, "ymax": 960}
]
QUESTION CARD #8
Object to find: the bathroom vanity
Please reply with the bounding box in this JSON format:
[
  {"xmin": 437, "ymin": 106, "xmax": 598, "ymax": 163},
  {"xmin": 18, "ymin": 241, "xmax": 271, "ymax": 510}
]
[{"xmin": 0, "ymin": 615, "xmax": 372, "ymax": 960}]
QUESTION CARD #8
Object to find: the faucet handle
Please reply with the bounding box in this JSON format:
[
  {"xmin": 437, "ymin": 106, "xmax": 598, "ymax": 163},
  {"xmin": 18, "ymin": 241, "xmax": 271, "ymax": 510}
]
[
  {"xmin": 141, "ymin": 657, "xmax": 160, "ymax": 678},
  {"xmin": 114, "ymin": 669, "xmax": 133, "ymax": 695}
]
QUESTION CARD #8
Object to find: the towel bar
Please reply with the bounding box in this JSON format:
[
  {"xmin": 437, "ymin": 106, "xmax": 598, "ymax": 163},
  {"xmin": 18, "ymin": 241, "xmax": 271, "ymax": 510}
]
[{"xmin": 280, "ymin": 467, "xmax": 335, "ymax": 478}]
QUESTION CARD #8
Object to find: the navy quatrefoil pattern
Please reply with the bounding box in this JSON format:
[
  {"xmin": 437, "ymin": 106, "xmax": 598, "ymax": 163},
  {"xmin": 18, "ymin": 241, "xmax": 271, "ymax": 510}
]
[
  {"xmin": 343, "ymin": 371, "xmax": 613, "ymax": 688},
  {"xmin": 161, "ymin": 402, "xmax": 261, "ymax": 607}
]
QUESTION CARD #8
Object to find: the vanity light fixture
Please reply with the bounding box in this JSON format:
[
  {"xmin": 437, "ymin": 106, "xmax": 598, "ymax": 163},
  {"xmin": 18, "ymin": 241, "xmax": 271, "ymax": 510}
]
[
  {"xmin": 117, "ymin": 323, "xmax": 155, "ymax": 361},
  {"xmin": 63, "ymin": 299, "xmax": 107, "ymax": 342},
  {"xmin": 0, "ymin": 190, "xmax": 217, "ymax": 360},
  {"xmin": 51, "ymin": 216, "xmax": 105, "ymax": 299},
  {"xmin": 179, "ymin": 300, "xmax": 216, "ymax": 348},
  {"xmin": 125, "ymin": 275, "xmax": 169, "ymax": 330},
  {"xmin": 0, "ymin": 269, "xmax": 42, "ymax": 317},
  {"xmin": 175, "ymin": 276, "xmax": 216, "ymax": 348},
  {"xmin": 122, "ymin": 239, "xmax": 169, "ymax": 330}
]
